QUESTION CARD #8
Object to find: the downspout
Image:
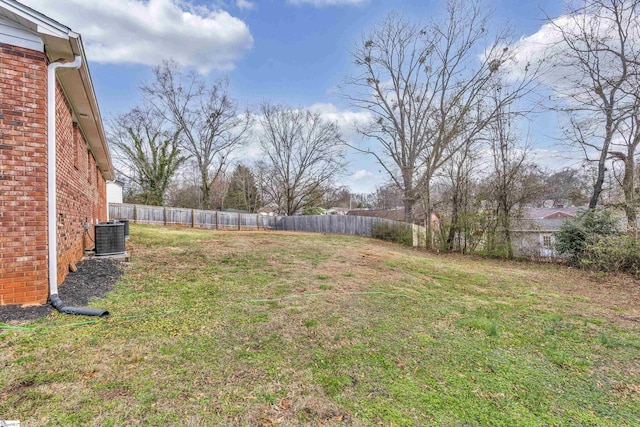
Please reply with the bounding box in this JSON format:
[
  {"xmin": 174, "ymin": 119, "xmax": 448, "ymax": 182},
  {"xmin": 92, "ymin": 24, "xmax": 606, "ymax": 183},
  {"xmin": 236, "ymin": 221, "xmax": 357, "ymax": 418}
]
[{"xmin": 47, "ymin": 56, "xmax": 109, "ymax": 317}]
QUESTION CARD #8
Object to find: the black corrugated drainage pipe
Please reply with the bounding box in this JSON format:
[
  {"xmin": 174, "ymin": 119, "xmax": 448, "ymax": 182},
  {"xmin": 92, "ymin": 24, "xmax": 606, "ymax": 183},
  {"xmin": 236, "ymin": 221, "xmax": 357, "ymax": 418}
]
[{"xmin": 50, "ymin": 294, "xmax": 109, "ymax": 317}]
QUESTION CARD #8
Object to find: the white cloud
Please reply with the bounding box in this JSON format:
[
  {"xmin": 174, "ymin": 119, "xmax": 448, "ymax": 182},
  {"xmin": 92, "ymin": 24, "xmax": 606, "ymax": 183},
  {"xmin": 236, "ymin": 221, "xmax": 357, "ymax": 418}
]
[
  {"xmin": 287, "ymin": 0, "xmax": 367, "ymax": 7},
  {"xmin": 21, "ymin": 0, "xmax": 253, "ymax": 72},
  {"xmin": 499, "ymin": 17, "xmax": 576, "ymax": 88},
  {"xmin": 236, "ymin": 0, "xmax": 255, "ymax": 11},
  {"xmin": 504, "ymin": 11, "xmax": 640, "ymax": 97},
  {"xmin": 307, "ymin": 103, "xmax": 372, "ymax": 140},
  {"xmin": 475, "ymin": 145, "xmax": 585, "ymax": 174},
  {"xmin": 350, "ymin": 169, "xmax": 375, "ymax": 181},
  {"xmin": 528, "ymin": 148, "xmax": 584, "ymax": 170}
]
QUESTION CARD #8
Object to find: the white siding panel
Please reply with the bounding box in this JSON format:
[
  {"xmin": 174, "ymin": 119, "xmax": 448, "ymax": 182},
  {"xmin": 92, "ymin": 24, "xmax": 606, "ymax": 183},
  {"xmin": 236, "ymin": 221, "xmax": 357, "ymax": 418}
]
[
  {"xmin": 106, "ymin": 182, "xmax": 123, "ymax": 205},
  {"xmin": 0, "ymin": 15, "xmax": 43, "ymax": 51}
]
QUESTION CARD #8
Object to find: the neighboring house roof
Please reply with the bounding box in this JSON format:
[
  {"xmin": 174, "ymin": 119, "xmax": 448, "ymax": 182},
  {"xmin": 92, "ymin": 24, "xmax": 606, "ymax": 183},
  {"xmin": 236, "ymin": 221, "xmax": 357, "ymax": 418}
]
[
  {"xmin": 258, "ymin": 205, "xmax": 277, "ymax": 214},
  {"xmin": 0, "ymin": 0, "xmax": 113, "ymax": 180},
  {"xmin": 519, "ymin": 208, "xmax": 640, "ymax": 232},
  {"xmin": 513, "ymin": 218, "xmax": 570, "ymax": 232},
  {"xmin": 347, "ymin": 208, "xmax": 439, "ymax": 225},
  {"xmin": 524, "ymin": 207, "xmax": 585, "ymax": 220},
  {"xmin": 531, "ymin": 218, "xmax": 571, "ymax": 232},
  {"xmin": 326, "ymin": 207, "xmax": 351, "ymax": 214},
  {"xmin": 222, "ymin": 208, "xmax": 253, "ymax": 214}
]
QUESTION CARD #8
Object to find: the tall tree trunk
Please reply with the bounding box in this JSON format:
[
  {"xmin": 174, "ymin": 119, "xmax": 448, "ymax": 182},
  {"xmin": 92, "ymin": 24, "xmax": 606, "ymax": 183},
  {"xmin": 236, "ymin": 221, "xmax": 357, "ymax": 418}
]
[
  {"xmin": 424, "ymin": 186, "xmax": 433, "ymax": 250},
  {"xmin": 502, "ymin": 213, "xmax": 513, "ymax": 259},
  {"xmin": 623, "ymin": 147, "xmax": 637, "ymax": 239},
  {"xmin": 446, "ymin": 193, "xmax": 459, "ymax": 251},
  {"xmin": 200, "ymin": 170, "xmax": 211, "ymax": 210},
  {"xmin": 589, "ymin": 118, "xmax": 614, "ymax": 209},
  {"xmin": 403, "ymin": 196, "xmax": 414, "ymax": 224},
  {"xmin": 403, "ymin": 172, "xmax": 415, "ymax": 223},
  {"xmin": 497, "ymin": 191, "xmax": 514, "ymax": 259}
]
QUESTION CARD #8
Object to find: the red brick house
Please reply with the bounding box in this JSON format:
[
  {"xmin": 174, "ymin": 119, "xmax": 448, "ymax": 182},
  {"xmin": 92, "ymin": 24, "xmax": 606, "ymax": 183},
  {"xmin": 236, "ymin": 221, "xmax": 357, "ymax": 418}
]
[{"xmin": 0, "ymin": 0, "xmax": 114, "ymax": 306}]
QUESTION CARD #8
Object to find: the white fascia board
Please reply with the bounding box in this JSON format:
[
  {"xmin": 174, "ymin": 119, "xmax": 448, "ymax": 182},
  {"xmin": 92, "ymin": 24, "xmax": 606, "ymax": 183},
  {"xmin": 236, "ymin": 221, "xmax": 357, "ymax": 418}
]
[{"xmin": 36, "ymin": 23, "xmax": 70, "ymax": 39}]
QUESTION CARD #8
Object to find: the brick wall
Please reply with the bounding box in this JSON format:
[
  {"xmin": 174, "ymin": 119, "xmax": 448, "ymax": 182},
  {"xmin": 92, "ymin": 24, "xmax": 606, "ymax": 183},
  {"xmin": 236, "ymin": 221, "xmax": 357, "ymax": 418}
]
[
  {"xmin": 0, "ymin": 42, "xmax": 108, "ymax": 306},
  {"xmin": 54, "ymin": 82, "xmax": 107, "ymax": 286},
  {"xmin": 0, "ymin": 43, "xmax": 48, "ymax": 305}
]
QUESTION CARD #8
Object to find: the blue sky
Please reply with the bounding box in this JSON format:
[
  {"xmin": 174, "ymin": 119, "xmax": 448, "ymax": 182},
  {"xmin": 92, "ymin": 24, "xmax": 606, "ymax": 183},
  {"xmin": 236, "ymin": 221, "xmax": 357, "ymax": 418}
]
[
  {"xmin": 91, "ymin": 0, "xmax": 564, "ymax": 111},
  {"xmin": 23, "ymin": 0, "xmax": 569, "ymax": 193}
]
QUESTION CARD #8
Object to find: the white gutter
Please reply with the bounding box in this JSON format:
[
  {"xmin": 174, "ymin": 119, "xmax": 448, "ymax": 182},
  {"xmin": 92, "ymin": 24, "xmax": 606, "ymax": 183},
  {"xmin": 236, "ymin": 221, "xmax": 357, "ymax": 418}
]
[{"xmin": 47, "ymin": 55, "xmax": 82, "ymax": 297}]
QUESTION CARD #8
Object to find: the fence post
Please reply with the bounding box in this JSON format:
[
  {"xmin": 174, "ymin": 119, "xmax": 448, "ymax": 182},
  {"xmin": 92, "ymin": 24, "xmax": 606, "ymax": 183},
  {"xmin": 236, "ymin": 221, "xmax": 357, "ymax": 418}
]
[
  {"xmin": 215, "ymin": 211, "xmax": 219, "ymax": 230},
  {"xmin": 133, "ymin": 205, "xmax": 138, "ymax": 224},
  {"xmin": 163, "ymin": 207, "xmax": 168, "ymax": 225},
  {"xmin": 238, "ymin": 211, "xmax": 241, "ymax": 231},
  {"xmin": 191, "ymin": 209, "xmax": 195, "ymax": 228},
  {"xmin": 256, "ymin": 214, "xmax": 260, "ymax": 231}
]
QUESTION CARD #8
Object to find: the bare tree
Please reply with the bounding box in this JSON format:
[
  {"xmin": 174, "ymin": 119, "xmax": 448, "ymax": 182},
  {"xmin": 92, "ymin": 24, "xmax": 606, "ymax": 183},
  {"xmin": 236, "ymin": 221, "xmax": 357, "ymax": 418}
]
[
  {"xmin": 372, "ymin": 182, "xmax": 404, "ymax": 210},
  {"xmin": 254, "ymin": 160, "xmax": 282, "ymax": 212},
  {"xmin": 343, "ymin": 1, "xmax": 538, "ymax": 228},
  {"xmin": 142, "ymin": 60, "xmax": 252, "ymax": 209},
  {"xmin": 550, "ymin": 0, "xmax": 640, "ymax": 209},
  {"xmin": 484, "ymin": 92, "xmax": 544, "ymax": 258},
  {"xmin": 165, "ymin": 161, "xmax": 230, "ymax": 209},
  {"xmin": 539, "ymin": 167, "xmax": 591, "ymax": 207},
  {"xmin": 437, "ymin": 131, "xmax": 482, "ymax": 253},
  {"xmin": 258, "ymin": 103, "xmax": 345, "ymax": 216},
  {"xmin": 109, "ymin": 105, "xmax": 185, "ymax": 206},
  {"xmin": 610, "ymin": 105, "xmax": 640, "ymax": 237},
  {"xmin": 224, "ymin": 164, "xmax": 261, "ymax": 212},
  {"xmin": 322, "ymin": 185, "xmax": 352, "ymax": 208}
]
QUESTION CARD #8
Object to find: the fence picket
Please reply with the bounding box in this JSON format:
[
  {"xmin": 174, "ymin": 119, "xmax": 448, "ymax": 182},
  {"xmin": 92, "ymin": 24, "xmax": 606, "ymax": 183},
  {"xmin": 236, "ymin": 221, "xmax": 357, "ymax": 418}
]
[{"xmin": 108, "ymin": 203, "xmax": 415, "ymax": 243}]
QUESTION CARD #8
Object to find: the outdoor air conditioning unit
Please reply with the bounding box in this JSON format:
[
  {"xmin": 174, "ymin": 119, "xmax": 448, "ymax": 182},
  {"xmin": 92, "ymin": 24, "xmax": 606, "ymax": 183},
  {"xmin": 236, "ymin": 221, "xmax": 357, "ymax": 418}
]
[
  {"xmin": 95, "ymin": 222, "xmax": 125, "ymax": 256},
  {"xmin": 113, "ymin": 218, "xmax": 130, "ymax": 239}
]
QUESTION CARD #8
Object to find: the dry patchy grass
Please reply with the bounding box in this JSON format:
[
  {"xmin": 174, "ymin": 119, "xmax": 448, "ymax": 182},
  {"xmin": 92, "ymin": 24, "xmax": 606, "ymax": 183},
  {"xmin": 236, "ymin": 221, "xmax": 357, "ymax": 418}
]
[{"xmin": 1, "ymin": 225, "xmax": 639, "ymax": 426}]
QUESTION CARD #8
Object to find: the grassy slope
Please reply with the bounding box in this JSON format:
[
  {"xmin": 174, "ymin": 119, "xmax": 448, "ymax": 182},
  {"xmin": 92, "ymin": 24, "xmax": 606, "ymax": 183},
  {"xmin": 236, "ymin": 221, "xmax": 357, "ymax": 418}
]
[{"xmin": 1, "ymin": 224, "xmax": 639, "ymax": 426}]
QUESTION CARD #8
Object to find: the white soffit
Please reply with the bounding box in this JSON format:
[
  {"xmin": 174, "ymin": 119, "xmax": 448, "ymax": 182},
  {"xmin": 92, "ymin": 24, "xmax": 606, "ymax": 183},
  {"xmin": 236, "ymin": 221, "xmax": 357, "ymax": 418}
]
[{"xmin": 0, "ymin": 14, "xmax": 42, "ymax": 51}]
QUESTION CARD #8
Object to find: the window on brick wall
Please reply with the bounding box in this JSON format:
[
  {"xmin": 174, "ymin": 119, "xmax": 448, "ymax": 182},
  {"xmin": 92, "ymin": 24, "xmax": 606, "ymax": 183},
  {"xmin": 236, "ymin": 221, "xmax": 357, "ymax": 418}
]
[
  {"xmin": 73, "ymin": 123, "xmax": 79, "ymax": 169},
  {"xmin": 87, "ymin": 150, "xmax": 92, "ymax": 184}
]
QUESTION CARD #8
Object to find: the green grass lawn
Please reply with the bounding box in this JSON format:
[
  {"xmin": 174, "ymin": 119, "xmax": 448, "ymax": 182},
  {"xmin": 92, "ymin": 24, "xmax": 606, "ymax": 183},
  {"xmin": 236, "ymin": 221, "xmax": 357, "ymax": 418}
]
[{"xmin": 1, "ymin": 225, "xmax": 639, "ymax": 426}]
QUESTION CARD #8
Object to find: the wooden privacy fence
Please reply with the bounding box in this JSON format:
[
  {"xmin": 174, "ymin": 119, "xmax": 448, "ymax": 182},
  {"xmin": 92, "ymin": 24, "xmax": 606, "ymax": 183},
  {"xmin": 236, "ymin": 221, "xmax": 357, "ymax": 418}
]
[
  {"xmin": 278, "ymin": 214, "xmax": 402, "ymax": 238},
  {"xmin": 109, "ymin": 203, "xmax": 424, "ymax": 245},
  {"xmin": 109, "ymin": 203, "xmax": 277, "ymax": 230}
]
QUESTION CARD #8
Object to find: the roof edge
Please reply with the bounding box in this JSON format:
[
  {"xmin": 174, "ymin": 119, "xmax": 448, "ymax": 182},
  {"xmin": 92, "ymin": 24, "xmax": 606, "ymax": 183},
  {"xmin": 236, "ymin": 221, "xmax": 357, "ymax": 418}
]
[
  {"xmin": 1, "ymin": 0, "xmax": 72, "ymax": 38},
  {"xmin": 1, "ymin": 0, "xmax": 114, "ymax": 181},
  {"xmin": 69, "ymin": 34, "xmax": 114, "ymax": 180}
]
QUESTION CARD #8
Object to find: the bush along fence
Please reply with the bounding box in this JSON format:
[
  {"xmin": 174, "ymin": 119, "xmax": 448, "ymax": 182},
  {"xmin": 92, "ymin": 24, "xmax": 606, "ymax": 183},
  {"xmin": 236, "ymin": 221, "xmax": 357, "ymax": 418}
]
[{"xmin": 108, "ymin": 203, "xmax": 425, "ymax": 246}]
